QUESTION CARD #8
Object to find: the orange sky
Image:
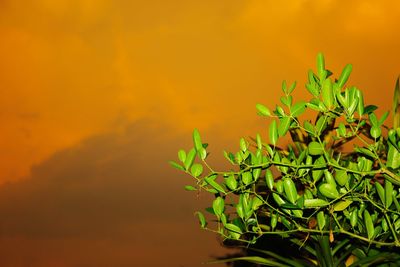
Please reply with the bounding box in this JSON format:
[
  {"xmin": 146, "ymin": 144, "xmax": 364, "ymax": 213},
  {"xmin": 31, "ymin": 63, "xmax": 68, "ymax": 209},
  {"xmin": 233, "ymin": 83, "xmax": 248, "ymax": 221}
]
[{"xmin": 0, "ymin": 1, "xmax": 400, "ymax": 266}]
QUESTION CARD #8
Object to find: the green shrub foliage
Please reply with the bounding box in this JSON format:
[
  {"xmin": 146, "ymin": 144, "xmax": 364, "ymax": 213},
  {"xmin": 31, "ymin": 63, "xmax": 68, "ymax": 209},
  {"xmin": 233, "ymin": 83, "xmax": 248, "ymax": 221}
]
[{"xmin": 171, "ymin": 54, "xmax": 400, "ymax": 266}]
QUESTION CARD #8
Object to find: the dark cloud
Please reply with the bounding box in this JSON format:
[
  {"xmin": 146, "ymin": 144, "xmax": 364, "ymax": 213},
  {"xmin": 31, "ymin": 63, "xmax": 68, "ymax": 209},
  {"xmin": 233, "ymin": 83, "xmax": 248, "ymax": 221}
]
[{"xmin": 0, "ymin": 120, "xmax": 228, "ymax": 266}]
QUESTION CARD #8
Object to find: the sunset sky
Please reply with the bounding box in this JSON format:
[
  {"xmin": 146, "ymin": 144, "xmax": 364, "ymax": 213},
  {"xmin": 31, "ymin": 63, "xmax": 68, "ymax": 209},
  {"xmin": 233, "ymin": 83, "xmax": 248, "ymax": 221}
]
[{"xmin": 0, "ymin": 1, "xmax": 399, "ymax": 266}]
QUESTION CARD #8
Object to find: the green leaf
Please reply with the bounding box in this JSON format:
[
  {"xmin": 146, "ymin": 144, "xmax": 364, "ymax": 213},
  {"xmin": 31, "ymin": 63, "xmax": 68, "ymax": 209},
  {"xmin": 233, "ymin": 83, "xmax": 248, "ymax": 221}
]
[
  {"xmin": 197, "ymin": 147, "xmax": 207, "ymax": 160},
  {"xmin": 315, "ymin": 115, "xmax": 327, "ymax": 135},
  {"xmin": 364, "ymin": 210, "xmax": 375, "ymax": 240},
  {"xmin": 369, "ymin": 113, "xmax": 378, "ymax": 127},
  {"xmin": 184, "ymin": 148, "xmax": 196, "ymax": 170},
  {"xmin": 333, "ymin": 200, "xmax": 353, "ymax": 211},
  {"xmin": 265, "ymin": 169, "xmax": 274, "ymax": 190},
  {"xmin": 304, "ymin": 198, "xmax": 329, "ymax": 208},
  {"xmin": 178, "ymin": 150, "xmax": 186, "ymax": 163},
  {"xmin": 282, "ymin": 80, "xmax": 287, "ymax": 94},
  {"xmin": 256, "ymin": 133, "xmax": 262, "ymax": 149},
  {"xmin": 283, "ymin": 178, "xmax": 297, "ymax": 204},
  {"xmin": 280, "ymin": 96, "xmax": 291, "ymax": 107},
  {"xmin": 195, "ymin": 211, "xmax": 207, "ymax": 228},
  {"xmin": 317, "ymin": 53, "xmax": 325, "ymax": 78},
  {"xmin": 291, "ymin": 101, "xmax": 306, "ymax": 117},
  {"xmin": 242, "ymin": 171, "xmax": 253, "ymax": 185},
  {"xmin": 184, "ymin": 185, "xmax": 197, "ymax": 191},
  {"xmin": 363, "ymin": 105, "xmax": 378, "ymax": 115},
  {"xmin": 379, "ymin": 111, "xmax": 389, "ymax": 125},
  {"xmin": 190, "ymin": 163, "xmax": 203, "ymax": 177},
  {"xmin": 306, "ymin": 83, "xmax": 319, "ymax": 97},
  {"xmin": 385, "ymin": 180, "xmax": 393, "ymax": 208},
  {"xmin": 335, "ymin": 169, "xmax": 348, "ymax": 186},
  {"xmin": 354, "ymin": 147, "xmax": 376, "ymax": 159},
  {"xmin": 308, "ymin": 141, "xmax": 324, "ymax": 156},
  {"xmin": 375, "ymin": 182, "xmax": 385, "ymax": 206},
  {"xmin": 319, "ymin": 183, "xmax": 339, "ymax": 199},
  {"xmin": 317, "ymin": 211, "xmax": 326, "ymax": 230},
  {"xmin": 288, "ymin": 81, "xmax": 297, "ymax": 94},
  {"xmin": 337, "ymin": 64, "xmax": 352, "ymax": 88},
  {"xmin": 275, "ymin": 105, "xmax": 285, "ymax": 117},
  {"xmin": 256, "ymin": 103, "xmax": 271, "ymax": 116},
  {"xmin": 223, "ymin": 151, "xmax": 236, "ymax": 164},
  {"xmin": 387, "ymin": 144, "xmax": 400, "ymax": 169},
  {"xmin": 356, "ymin": 89, "xmax": 364, "ymax": 115},
  {"xmin": 278, "ymin": 117, "xmax": 291, "ymax": 137},
  {"xmin": 304, "ymin": 120, "xmax": 315, "ymax": 135},
  {"xmin": 370, "ymin": 126, "xmax": 381, "ymax": 139},
  {"xmin": 205, "ymin": 175, "xmax": 226, "ymax": 194},
  {"xmin": 193, "ymin": 129, "xmax": 202, "ymax": 151},
  {"xmin": 322, "ymin": 78, "xmax": 334, "ymax": 109},
  {"xmin": 225, "ymin": 174, "xmax": 237, "ymax": 190},
  {"xmin": 252, "ymin": 196, "xmax": 264, "ymax": 210},
  {"xmin": 212, "ymin": 197, "xmax": 225, "ymax": 216},
  {"xmin": 169, "ymin": 160, "xmax": 185, "ymax": 171},
  {"xmin": 240, "ymin": 137, "xmax": 248, "ymax": 152},
  {"xmin": 269, "ymin": 120, "xmax": 278, "ymax": 145},
  {"xmin": 225, "ymin": 223, "xmax": 242, "ymax": 239}
]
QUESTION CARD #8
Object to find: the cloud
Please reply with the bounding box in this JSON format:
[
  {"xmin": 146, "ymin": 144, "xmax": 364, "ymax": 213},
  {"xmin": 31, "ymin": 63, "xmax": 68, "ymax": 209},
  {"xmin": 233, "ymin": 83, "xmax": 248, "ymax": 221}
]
[{"xmin": 0, "ymin": 120, "xmax": 229, "ymax": 266}]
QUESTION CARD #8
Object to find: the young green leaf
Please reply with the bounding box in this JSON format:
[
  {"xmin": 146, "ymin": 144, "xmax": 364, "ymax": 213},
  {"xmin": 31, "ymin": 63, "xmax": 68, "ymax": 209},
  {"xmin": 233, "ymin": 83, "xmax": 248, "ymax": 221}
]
[
  {"xmin": 205, "ymin": 175, "xmax": 226, "ymax": 194},
  {"xmin": 333, "ymin": 200, "xmax": 352, "ymax": 211},
  {"xmin": 193, "ymin": 129, "xmax": 202, "ymax": 151},
  {"xmin": 278, "ymin": 117, "xmax": 291, "ymax": 137},
  {"xmin": 304, "ymin": 121, "xmax": 315, "ymax": 135},
  {"xmin": 184, "ymin": 148, "xmax": 197, "ymax": 170},
  {"xmin": 225, "ymin": 223, "xmax": 242, "ymax": 239},
  {"xmin": 269, "ymin": 120, "xmax": 278, "ymax": 145},
  {"xmin": 256, "ymin": 103, "xmax": 271, "ymax": 117},
  {"xmin": 190, "ymin": 163, "xmax": 203, "ymax": 177},
  {"xmin": 337, "ymin": 64, "xmax": 352, "ymax": 88},
  {"xmin": 265, "ymin": 169, "xmax": 274, "ymax": 190},
  {"xmin": 369, "ymin": 113, "xmax": 378, "ymax": 127},
  {"xmin": 356, "ymin": 89, "xmax": 364, "ymax": 115},
  {"xmin": 322, "ymin": 78, "xmax": 334, "ymax": 109},
  {"xmin": 288, "ymin": 81, "xmax": 297, "ymax": 94},
  {"xmin": 379, "ymin": 111, "xmax": 389, "ymax": 125},
  {"xmin": 317, "ymin": 53, "xmax": 325, "ymax": 78},
  {"xmin": 242, "ymin": 171, "xmax": 253, "ymax": 185},
  {"xmin": 225, "ymin": 174, "xmax": 237, "ymax": 191},
  {"xmin": 385, "ymin": 180, "xmax": 393, "ymax": 208},
  {"xmin": 283, "ymin": 178, "xmax": 298, "ymax": 204},
  {"xmin": 270, "ymin": 214, "xmax": 278, "ymax": 230},
  {"xmin": 335, "ymin": 170, "xmax": 348, "ymax": 186},
  {"xmin": 324, "ymin": 170, "xmax": 336, "ymax": 187},
  {"xmin": 319, "ymin": 183, "xmax": 339, "ymax": 199},
  {"xmin": 291, "ymin": 101, "xmax": 306, "ymax": 117},
  {"xmin": 178, "ymin": 150, "xmax": 186, "ymax": 163},
  {"xmin": 308, "ymin": 141, "xmax": 324, "ymax": 156},
  {"xmin": 370, "ymin": 126, "xmax": 381, "ymax": 139},
  {"xmin": 184, "ymin": 185, "xmax": 197, "ymax": 191},
  {"xmin": 350, "ymin": 209, "xmax": 358, "ymax": 228},
  {"xmin": 169, "ymin": 161, "xmax": 185, "ymax": 171},
  {"xmin": 212, "ymin": 197, "xmax": 225, "ymax": 216},
  {"xmin": 195, "ymin": 211, "xmax": 207, "ymax": 228},
  {"xmin": 240, "ymin": 137, "xmax": 248, "ymax": 152},
  {"xmin": 364, "ymin": 210, "xmax": 375, "ymax": 240},
  {"xmin": 304, "ymin": 198, "xmax": 329, "ymax": 208},
  {"xmin": 317, "ymin": 211, "xmax": 326, "ymax": 230},
  {"xmin": 256, "ymin": 133, "xmax": 262, "ymax": 150}
]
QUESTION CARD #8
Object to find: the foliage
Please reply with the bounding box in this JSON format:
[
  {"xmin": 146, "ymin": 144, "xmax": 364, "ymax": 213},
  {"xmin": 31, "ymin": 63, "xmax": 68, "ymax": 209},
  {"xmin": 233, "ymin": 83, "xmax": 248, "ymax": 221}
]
[{"xmin": 170, "ymin": 54, "xmax": 400, "ymax": 266}]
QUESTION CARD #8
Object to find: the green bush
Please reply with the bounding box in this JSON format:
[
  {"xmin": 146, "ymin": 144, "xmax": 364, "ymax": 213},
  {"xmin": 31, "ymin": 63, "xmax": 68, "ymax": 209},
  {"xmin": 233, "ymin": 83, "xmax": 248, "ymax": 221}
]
[{"xmin": 171, "ymin": 54, "xmax": 400, "ymax": 266}]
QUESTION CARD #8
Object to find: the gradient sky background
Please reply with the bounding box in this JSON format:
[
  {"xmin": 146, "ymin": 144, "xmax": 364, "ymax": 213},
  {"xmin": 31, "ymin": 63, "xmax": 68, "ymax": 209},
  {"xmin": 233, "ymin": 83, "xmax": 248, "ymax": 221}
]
[{"xmin": 0, "ymin": 0, "xmax": 399, "ymax": 266}]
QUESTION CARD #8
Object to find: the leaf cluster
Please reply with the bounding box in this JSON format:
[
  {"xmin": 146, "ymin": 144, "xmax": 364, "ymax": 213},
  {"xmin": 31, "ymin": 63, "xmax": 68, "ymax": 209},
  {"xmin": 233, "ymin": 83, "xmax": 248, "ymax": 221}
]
[{"xmin": 170, "ymin": 54, "xmax": 400, "ymax": 266}]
